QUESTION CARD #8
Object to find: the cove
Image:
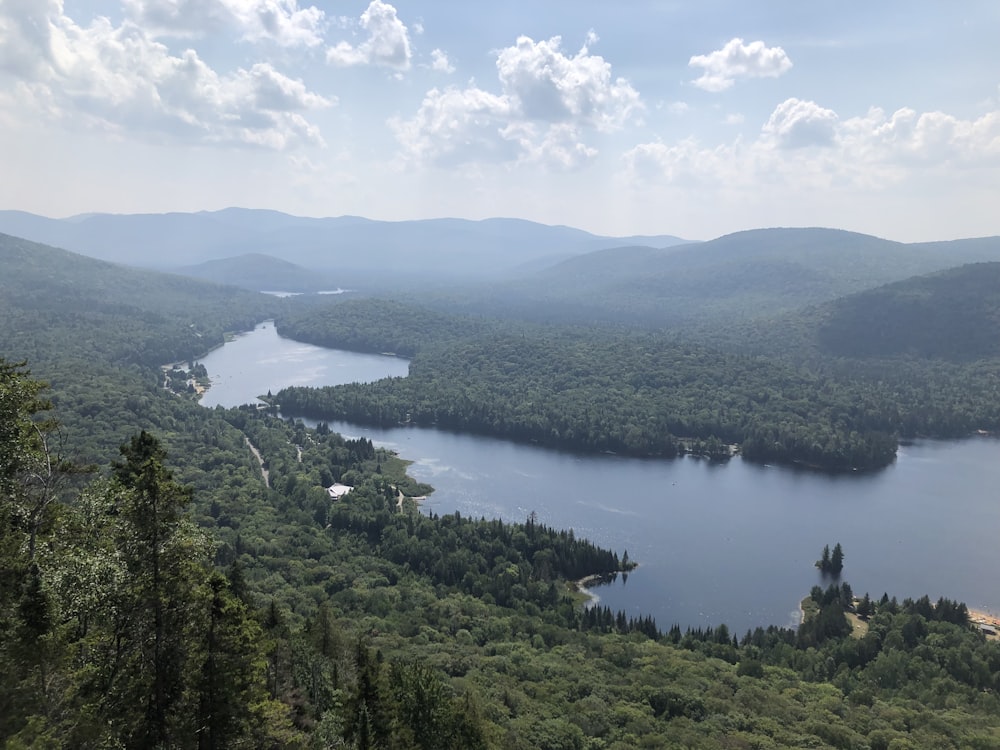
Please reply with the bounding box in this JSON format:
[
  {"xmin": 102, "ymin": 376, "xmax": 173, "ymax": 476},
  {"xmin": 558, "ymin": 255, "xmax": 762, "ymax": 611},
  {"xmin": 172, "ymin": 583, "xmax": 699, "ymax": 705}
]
[{"xmin": 198, "ymin": 322, "xmax": 1000, "ymax": 635}]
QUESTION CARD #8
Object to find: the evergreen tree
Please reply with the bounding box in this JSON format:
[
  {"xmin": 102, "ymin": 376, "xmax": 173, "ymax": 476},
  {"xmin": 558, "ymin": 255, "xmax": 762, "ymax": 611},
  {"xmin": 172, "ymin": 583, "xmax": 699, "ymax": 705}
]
[
  {"xmin": 110, "ymin": 431, "xmax": 203, "ymax": 747},
  {"xmin": 196, "ymin": 572, "xmax": 285, "ymax": 750},
  {"xmin": 0, "ymin": 361, "xmax": 60, "ymax": 740},
  {"xmin": 816, "ymin": 544, "xmax": 831, "ymax": 572},
  {"xmin": 830, "ymin": 542, "xmax": 845, "ymax": 575}
]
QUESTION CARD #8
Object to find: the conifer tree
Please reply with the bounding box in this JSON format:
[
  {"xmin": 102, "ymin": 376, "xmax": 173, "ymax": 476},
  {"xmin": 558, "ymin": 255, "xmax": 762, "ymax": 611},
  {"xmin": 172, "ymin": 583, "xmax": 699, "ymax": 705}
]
[{"xmin": 111, "ymin": 431, "xmax": 202, "ymax": 747}]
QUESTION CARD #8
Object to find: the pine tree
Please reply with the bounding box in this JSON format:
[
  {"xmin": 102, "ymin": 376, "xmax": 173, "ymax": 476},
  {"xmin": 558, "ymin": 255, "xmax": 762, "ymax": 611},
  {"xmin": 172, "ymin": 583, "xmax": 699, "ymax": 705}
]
[
  {"xmin": 111, "ymin": 431, "xmax": 202, "ymax": 747},
  {"xmin": 831, "ymin": 543, "xmax": 845, "ymax": 575},
  {"xmin": 816, "ymin": 544, "xmax": 831, "ymax": 572}
]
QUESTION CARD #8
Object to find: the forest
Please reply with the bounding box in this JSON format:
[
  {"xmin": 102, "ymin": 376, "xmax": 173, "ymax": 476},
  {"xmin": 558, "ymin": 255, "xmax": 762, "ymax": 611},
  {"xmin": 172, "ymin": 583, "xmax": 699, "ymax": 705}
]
[
  {"xmin": 275, "ymin": 293, "xmax": 1000, "ymax": 471},
  {"xmin": 7, "ymin": 357, "xmax": 1000, "ymax": 748},
  {"xmin": 6, "ymin": 230, "xmax": 1000, "ymax": 747}
]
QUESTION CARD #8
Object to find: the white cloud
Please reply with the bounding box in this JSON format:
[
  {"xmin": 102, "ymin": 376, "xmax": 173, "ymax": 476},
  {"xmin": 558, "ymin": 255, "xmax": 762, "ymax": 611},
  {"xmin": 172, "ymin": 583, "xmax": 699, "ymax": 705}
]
[
  {"xmin": 389, "ymin": 86, "xmax": 517, "ymax": 167},
  {"xmin": 496, "ymin": 35, "xmax": 640, "ymax": 130},
  {"xmin": 724, "ymin": 113, "xmax": 745, "ymax": 125},
  {"xmin": 123, "ymin": 0, "xmax": 327, "ymax": 47},
  {"xmin": 326, "ymin": 0, "xmax": 411, "ymax": 70},
  {"xmin": 430, "ymin": 48, "xmax": 454, "ymax": 74},
  {"xmin": 623, "ymin": 98, "xmax": 1000, "ymax": 192},
  {"xmin": 689, "ymin": 38, "xmax": 792, "ymax": 92},
  {"xmin": 762, "ymin": 98, "xmax": 838, "ymax": 148},
  {"xmin": 391, "ymin": 34, "xmax": 640, "ymax": 169},
  {"xmin": 0, "ymin": 1, "xmax": 333, "ymax": 149},
  {"xmin": 623, "ymin": 138, "xmax": 740, "ymax": 187},
  {"xmin": 0, "ymin": 0, "xmax": 57, "ymax": 79},
  {"xmin": 840, "ymin": 106, "xmax": 1000, "ymax": 168}
]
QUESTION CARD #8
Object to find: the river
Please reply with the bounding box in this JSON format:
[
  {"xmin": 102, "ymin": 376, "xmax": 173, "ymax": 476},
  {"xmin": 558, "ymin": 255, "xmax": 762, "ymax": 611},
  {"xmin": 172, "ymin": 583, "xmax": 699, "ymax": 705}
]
[{"xmin": 199, "ymin": 322, "xmax": 1000, "ymax": 634}]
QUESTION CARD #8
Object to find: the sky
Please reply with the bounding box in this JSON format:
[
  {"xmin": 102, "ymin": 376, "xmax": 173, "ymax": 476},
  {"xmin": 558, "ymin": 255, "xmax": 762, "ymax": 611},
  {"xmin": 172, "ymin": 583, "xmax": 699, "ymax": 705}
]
[{"xmin": 1, "ymin": 1, "xmax": 999, "ymax": 242}]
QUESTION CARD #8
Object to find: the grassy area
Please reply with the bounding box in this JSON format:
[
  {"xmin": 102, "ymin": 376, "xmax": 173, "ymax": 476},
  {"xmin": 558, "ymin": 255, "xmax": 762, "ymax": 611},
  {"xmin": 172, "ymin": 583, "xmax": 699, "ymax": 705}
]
[
  {"xmin": 800, "ymin": 596, "xmax": 819, "ymax": 623},
  {"xmin": 847, "ymin": 610, "xmax": 870, "ymax": 638}
]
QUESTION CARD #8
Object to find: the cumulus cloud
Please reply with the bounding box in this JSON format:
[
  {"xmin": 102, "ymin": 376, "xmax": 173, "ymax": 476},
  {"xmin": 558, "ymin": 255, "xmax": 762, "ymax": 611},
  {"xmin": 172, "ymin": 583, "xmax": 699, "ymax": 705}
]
[
  {"xmin": 496, "ymin": 35, "xmax": 640, "ymax": 130},
  {"xmin": 689, "ymin": 38, "xmax": 792, "ymax": 92},
  {"xmin": 623, "ymin": 138, "xmax": 739, "ymax": 186},
  {"xmin": 326, "ymin": 0, "xmax": 411, "ymax": 70},
  {"xmin": 0, "ymin": 0, "xmax": 333, "ymax": 149},
  {"xmin": 429, "ymin": 48, "xmax": 454, "ymax": 74},
  {"xmin": 389, "ymin": 86, "xmax": 517, "ymax": 167},
  {"xmin": 391, "ymin": 34, "xmax": 640, "ymax": 169},
  {"xmin": 762, "ymin": 98, "xmax": 838, "ymax": 148},
  {"xmin": 123, "ymin": 0, "xmax": 327, "ymax": 47},
  {"xmin": 840, "ymin": 106, "xmax": 1000, "ymax": 167},
  {"xmin": 0, "ymin": 0, "xmax": 57, "ymax": 79},
  {"xmin": 623, "ymin": 98, "xmax": 1000, "ymax": 191}
]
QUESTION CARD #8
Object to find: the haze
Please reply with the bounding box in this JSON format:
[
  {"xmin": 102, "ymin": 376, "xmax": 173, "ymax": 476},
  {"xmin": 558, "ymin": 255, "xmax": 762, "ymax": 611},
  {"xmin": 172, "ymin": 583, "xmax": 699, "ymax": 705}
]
[{"xmin": 2, "ymin": 1, "xmax": 999, "ymax": 242}]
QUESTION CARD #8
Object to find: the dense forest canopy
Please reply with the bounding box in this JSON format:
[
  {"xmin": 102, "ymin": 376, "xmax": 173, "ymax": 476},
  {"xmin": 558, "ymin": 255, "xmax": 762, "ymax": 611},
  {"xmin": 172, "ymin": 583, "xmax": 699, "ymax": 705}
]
[
  {"xmin": 5, "ymin": 229, "xmax": 1000, "ymax": 747},
  {"xmin": 6, "ymin": 359, "xmax": 1000, "ymax": 748},
  {"xmin": 276, "ymin": 292, "xmax": 1000, "ymax": 471},
  {"xmin": 815, "ymin": 262, "xmax": 1000, "ymax": 361}
]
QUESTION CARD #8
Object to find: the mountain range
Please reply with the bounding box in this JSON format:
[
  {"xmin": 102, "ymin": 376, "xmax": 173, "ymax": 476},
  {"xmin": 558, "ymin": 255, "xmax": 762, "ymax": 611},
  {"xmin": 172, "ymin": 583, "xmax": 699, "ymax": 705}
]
[
  {"xmin": 429, "ymin": 227, "xmax": 1000, "ymax": 327},
  {"xmin": 0, "ymin": 208, "xmax": 687, "ymax": 281}
]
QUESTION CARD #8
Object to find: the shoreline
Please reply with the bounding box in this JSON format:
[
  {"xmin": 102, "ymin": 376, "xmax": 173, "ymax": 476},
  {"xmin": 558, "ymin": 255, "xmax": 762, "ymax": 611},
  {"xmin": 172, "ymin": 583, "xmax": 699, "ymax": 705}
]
[
  {"xmin": 968, "ymin": 607, "xmax": 1000, "ymax": 635},
  {"xmin": 573, "ymin": 564, "xmax": 640, "ymax": 607}
]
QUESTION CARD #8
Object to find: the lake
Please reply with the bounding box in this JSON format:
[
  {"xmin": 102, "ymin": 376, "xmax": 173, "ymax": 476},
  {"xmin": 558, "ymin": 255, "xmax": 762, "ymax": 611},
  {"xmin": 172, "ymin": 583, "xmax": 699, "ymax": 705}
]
[
  {"xmin": 199, "ymin": 322, "xmax": 1000, "ymax": 634},
  {"xmin": 199, "ymin": 321, "xmax": 410, "ymax": 408}
]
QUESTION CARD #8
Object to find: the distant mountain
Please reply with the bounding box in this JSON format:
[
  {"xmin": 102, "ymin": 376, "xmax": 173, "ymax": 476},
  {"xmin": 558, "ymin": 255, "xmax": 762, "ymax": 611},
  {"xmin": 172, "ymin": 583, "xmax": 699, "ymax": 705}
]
[
  {"xmin": 814, "ymin": 262, "xmax": 1000, "ymax": 361},
  {"xmin": 175, "ymin": 253, "xmax": 348, "ymax": 293},
  {"xmin": 0, "ymin": 208, "xmax": 689, "ymax": 281},
  {"xmin": 434, "ymin": 227, "xmax": 1000, "ymax": 327}
]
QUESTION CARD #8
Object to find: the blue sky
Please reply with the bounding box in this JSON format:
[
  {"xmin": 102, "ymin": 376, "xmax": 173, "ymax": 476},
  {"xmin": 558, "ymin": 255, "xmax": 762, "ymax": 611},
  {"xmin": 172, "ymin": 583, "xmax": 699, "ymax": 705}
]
[{"xmin": 1, "ymin": 1, "xmax": 999, "ymax": 241}]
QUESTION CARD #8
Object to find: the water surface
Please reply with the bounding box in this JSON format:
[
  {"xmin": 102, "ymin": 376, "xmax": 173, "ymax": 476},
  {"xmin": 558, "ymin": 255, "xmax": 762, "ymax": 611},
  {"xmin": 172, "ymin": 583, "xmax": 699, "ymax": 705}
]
[
  {"xmin": 199, "ymin": 322, "xmax": 409, "ymax": 409},
  {"xmin": 198, "ymin": 323, "xmax": 1000, "ymax": 633}
]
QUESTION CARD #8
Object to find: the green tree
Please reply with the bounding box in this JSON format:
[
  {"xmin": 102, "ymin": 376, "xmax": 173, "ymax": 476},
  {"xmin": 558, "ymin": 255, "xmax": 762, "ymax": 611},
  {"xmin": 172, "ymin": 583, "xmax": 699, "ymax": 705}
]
[
  {"xmin": 196, "ymin": 572, "xmax": 290, "ymax": 750},
  {"xmin": 0, "ymin": 360, "xmax": 60, "ymax": 741},
  {"xmin": 110, "ymin": 431, "xmax": 203, "ymax": 748},
  {"xmin": 816, "ymin": 544, "xmax": 831, "ymax": 572},
  {"xmin": 831, "ymin": 542, "xmax": 845, "ymax": 575}
]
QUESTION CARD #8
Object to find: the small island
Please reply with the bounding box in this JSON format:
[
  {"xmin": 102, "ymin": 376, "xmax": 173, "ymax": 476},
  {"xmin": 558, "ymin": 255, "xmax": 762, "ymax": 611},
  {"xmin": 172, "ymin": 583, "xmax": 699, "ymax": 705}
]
[{"xmin": 816, "ymin": 542, "xmax": 844, "ymax": 576}]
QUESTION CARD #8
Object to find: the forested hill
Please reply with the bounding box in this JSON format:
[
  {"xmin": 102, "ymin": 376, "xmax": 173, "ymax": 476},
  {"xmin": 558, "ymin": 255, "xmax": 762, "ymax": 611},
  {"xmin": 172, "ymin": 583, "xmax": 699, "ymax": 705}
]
[
  {"xmin": 427, "ymin": 227, "xmax": 1000, "ymax": 327},
  {"xmin": 816, "ymin": 262, "xmax": 1000, "ymax": 361},
  {"xmin": 277, "ymin": 298, "xmax": 904, "ymax": 471},
  {"xmin": 0, "ymin": 232, "xmax": 278, "ymax": 367},
  {"xmin": 0, "ymin": 231, "xmax": 282, "ymax": 467},
  {"xmin": 278, "ymin": 295, "xmax": 1000, "ymax": 470},
  {"xmin": 175, "ymin": 252, "xmax": 346, "ymax": 293}
]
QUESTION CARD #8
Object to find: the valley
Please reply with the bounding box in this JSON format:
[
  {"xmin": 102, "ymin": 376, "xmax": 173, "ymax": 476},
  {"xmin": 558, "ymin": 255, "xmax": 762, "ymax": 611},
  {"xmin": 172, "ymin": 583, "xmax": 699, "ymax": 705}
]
[{"xmin": 5, "ymin": 221, "xmax": 1000, "ymax": 748}]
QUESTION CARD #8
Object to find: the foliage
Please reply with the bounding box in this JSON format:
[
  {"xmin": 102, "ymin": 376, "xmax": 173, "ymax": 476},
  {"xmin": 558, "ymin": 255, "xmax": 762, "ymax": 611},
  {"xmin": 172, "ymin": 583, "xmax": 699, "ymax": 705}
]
[
  {"xmin": 816, "ymin": 542, "xmax": 845, "ymax": 576},
  {"xmin": 277, "ymin": 299, "xmax": 900, "ymax": 470},
  {"xmin": 6, "ymin": 229, "xmax": 1000, "ymax": 748},
  {"xmin": 817, "ymin": 262, "xmax": 1000, "ymax": 361}
]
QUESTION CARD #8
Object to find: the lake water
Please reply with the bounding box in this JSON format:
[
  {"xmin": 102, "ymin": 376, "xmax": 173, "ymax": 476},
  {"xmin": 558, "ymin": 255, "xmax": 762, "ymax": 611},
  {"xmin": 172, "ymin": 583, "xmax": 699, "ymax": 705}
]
[
  {"xmin": 198, "ymin": 322, "xmax": 1000, "ymax": 634},
  {"xmin": 198, "ymin": 322, "xmax": 409, "ymax": 408}
]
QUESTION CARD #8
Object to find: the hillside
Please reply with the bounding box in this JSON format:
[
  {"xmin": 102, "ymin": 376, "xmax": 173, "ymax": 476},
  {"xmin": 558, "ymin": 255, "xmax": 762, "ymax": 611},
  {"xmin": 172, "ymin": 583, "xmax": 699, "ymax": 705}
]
[
  {"xmin": 434, "ymin": 228, "xmax": 1000, "ymax": 328},
  {"xmin": 175, "ymin": 252, "xmax": 347, "ymax": 292},
  {"xmin": 0, "ymin": 208, "xmax": 689, "ymax": 281},
  {"xmin": 0, "ymin": 233, "xmax": 278, "ymax": 367},
  {"xmin": 816, "ymin": 262, "xmax": 1000, "ymax": 361}
]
